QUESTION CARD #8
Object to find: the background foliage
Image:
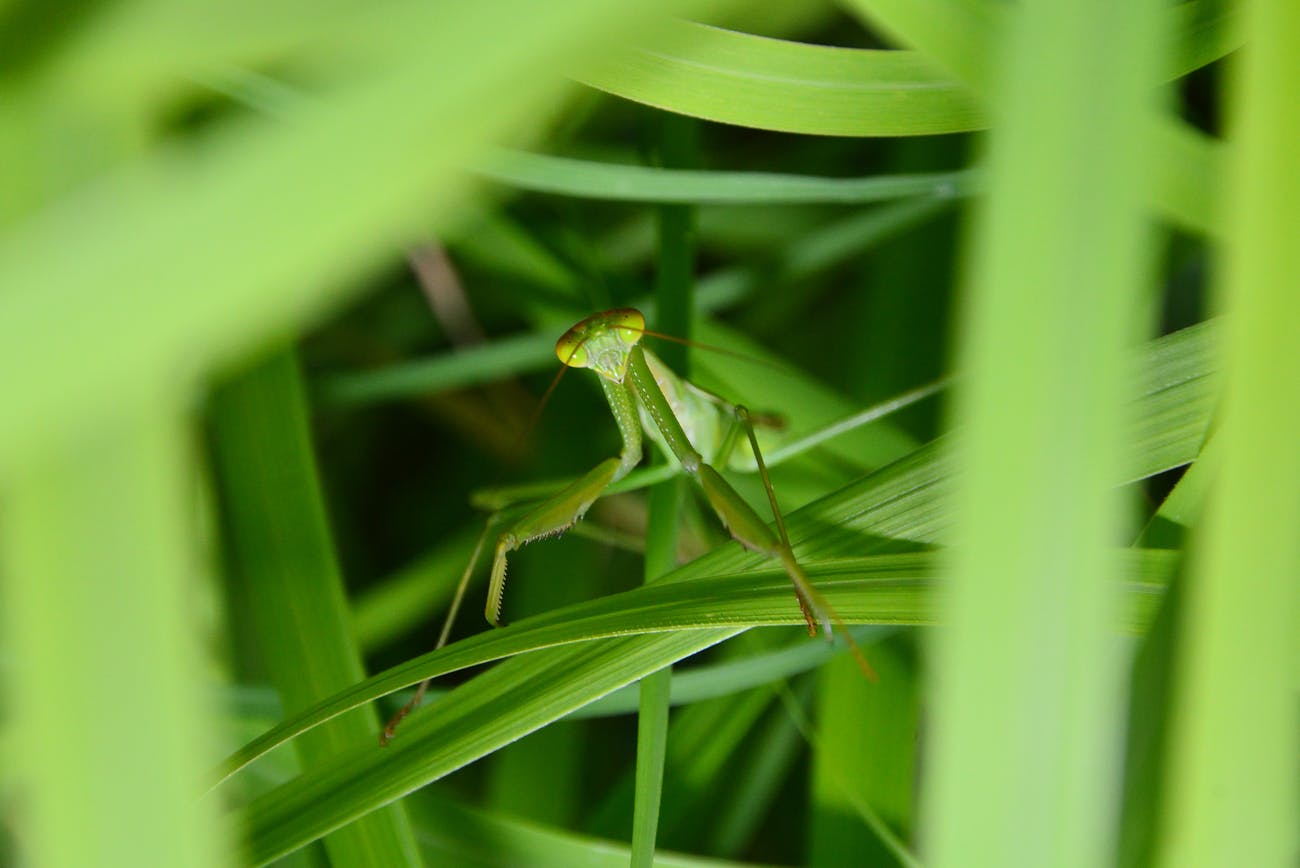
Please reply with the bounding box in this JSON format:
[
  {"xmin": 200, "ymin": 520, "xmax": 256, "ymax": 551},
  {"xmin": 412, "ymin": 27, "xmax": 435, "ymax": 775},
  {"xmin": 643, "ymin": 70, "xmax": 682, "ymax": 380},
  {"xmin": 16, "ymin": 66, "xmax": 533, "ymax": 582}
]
[{"xmin": 1, "ymin": 1, "xmax": 1295, "ymax": 866}]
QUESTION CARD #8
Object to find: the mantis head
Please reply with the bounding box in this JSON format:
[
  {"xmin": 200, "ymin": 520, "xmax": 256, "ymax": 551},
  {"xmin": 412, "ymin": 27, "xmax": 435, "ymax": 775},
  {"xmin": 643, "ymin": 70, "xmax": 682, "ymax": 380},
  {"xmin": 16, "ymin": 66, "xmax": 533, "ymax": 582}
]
[{"xmin": 555, "ymin": 308, "xmax": 645, "ymax": 382}]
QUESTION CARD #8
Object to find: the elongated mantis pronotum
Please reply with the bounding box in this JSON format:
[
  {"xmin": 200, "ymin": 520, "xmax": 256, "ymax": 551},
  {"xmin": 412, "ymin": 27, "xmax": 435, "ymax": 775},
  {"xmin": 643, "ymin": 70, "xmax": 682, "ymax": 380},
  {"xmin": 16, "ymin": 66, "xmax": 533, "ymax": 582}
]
[{"xmin": 382, "ymin": 308, "xmax": 869, "ymax": 744}]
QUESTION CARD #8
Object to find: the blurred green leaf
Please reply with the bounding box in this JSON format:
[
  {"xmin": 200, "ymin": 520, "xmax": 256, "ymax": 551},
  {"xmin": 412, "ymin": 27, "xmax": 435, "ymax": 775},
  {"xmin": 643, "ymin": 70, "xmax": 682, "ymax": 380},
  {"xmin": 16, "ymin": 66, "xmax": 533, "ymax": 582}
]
[
  {"xmin": 0, "ymin": 0, "xmax": 711, "ymax": 472},
  {"xmin": 918, "ymin": 0, "xmax": 1165, "ymax": 864},
  {"xmin": 478, "ymin": 148, "xmax": 981, "ymax": 204},
  {"xmin": 1157, "ymin": 0, "xmax": 1300, "ymax": 861},
  {"xmin": 0, "ymin": 408, "xmax": 226, "ymax": 866}
]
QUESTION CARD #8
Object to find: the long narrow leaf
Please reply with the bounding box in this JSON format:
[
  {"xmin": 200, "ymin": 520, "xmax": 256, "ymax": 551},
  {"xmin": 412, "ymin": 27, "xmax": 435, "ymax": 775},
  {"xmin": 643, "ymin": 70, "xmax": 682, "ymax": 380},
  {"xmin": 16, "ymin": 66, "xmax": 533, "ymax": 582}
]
[
  {"xmin": 1, "ymin": 409, "xmax": 225, "ymax": 866},
  {"xmin": 921, "ymin": 0, "xmax": 1164, "ymax": 864},
  {"xmin": 241, "ymin": 631, "xmax": 733, "ymax": 865},
  {"xmin": 1158, "ymin": 0, "xmax": 1300, "ymax": 862},
  {"xmin": 210, "ymin": 349, "xmax": 421, "ymax": 864}
]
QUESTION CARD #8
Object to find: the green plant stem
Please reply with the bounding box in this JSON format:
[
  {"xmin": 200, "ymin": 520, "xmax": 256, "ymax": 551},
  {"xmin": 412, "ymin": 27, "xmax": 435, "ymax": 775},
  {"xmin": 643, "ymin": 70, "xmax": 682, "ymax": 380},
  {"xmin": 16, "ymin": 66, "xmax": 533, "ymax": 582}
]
[
  {"xmin": 1157, "ymin": 0, "xmax": 1300, "ymax": 862},
  {"xmin": 632, "ymin": 109, "xmax": 697, "ymax": 868},
  {"xmin": 921, "ymin": 0, "xmax": 1163, "ymax": 864}
]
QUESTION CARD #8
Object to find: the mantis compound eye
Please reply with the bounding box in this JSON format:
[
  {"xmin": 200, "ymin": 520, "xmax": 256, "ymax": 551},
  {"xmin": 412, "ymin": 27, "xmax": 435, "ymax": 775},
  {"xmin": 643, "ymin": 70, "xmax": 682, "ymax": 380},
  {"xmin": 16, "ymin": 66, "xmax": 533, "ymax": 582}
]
[
  {"xmin": 555, "ymin": 330, "xmax": 589, "ymax": 368},
  {"xmin": 606, "ymin": 308, "xmax": 645, "ymax": 343}
]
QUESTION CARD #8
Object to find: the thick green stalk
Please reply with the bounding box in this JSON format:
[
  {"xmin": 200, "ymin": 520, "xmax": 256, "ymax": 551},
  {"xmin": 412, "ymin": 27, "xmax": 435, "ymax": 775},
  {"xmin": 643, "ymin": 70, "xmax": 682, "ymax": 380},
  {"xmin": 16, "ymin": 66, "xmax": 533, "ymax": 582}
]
[
  {"xmin": 0, "ymin": 404, "xmax": 224, "ymax": 866},
  {"xmin": 632, "ymin": 110, "xmax": 697, "ymax": 868},
  {"xmin": 1157, "ymin": 0, "xmax": 1300, "ymax": 862},
  {"xmin": 924, "ymin": 0, "xmax": 1162, "ymax": 865}
]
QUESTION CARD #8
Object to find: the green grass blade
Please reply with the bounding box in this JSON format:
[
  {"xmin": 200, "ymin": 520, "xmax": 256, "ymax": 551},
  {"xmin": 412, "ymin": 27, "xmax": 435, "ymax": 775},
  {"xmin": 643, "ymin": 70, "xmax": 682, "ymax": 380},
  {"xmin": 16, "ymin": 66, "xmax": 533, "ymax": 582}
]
[
  {"xmin": 0, "ymin": 408, "xmax": 225, "ymax": 866},
  {"xmin": 921, "ymin": 0, "xmax": 1164, "ymax": 865},
  {"xmin": 1135, "ymin": 438, "xmax": 1217, "ymax": 550},
  {"xmin": 577, "ymin": 4, "xmax": 1234, "ymax": 138},
  {"xmin": 631, "ymin": 112, "xmax": 698, "ymax": 865},
  {"xmin": 210, "ymin": 348, "xmax": 421, "ymax": 865},
  {"xmin": 632, "ymin": 662, "xmax": 673, "ymax": 868},
  {"xmin": 845, "ymin": 0, "xmax": 1236, "ymax": 87},
  {"xmin": 1146, "ymin": 119, "xmax": 1226, "ymax": 239},
  {"xmin": 478, "ymin": 148, "xmax": 981, "ymax": 204},
  {"xmin": 1157, "ymin": 0, "xmax": 1300, "ymax": 861},
  {"xmin": 703, "ymin": 684, "xmax": 808, "ymax": 857},
  {"xmin": 771, "ymin": 678, "xmax": 920, "ymax": 868},
  {"xmin": 587, "ymin": 663, "xmax": 778, "ymax": 845},
  {"xmin": 576, "ymin": 625, "xmax": 893, "ymax": 718},
  {"xmin": 215, "ymin": 549, "xmax": 1177, "ymax": 796},
  {"xmin": 240, "ymin": 631, "xmax": 733, "ymax": 865},
  {"xmin": 1117, "ymin": 553, "xmax": 1188, "ymax": 868},
  {"xmin": 577, "ymin": 18, "xmax": 983, "ymax": 136},
  {"xmin": 810, "ymin": 642, "xmax": 917, "ymax": 865}
]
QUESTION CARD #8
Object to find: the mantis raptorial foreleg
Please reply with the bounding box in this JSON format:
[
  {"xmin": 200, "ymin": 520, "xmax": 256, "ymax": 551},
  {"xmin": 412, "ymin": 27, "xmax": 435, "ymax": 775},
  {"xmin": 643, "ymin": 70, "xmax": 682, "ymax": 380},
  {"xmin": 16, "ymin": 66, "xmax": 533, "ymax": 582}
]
[{"xmin": 383, "ymin": 451, "xmax": 634, "ymax": 742}]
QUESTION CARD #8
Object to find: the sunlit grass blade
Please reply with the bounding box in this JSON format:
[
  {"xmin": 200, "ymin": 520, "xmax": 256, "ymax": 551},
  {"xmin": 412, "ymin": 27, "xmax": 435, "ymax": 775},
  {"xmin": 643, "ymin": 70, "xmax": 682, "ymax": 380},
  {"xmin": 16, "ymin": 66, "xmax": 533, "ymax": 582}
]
[
  {"xmin": 577, "ymin": 17, "xmax": 983, "ymax": 136},
  {"xmin": 575, "ymin": 4, "xmax": 1235, "ymax": 137},
  {"xmin": 921, "ymin": 1, "xmax": 1164, "ymax": 866},
  {"xmin": 233, "ymin": 546, "xmax": 1177, "ymax": 862},
  {"xmin": 477, "ymin": 148, "xmax": 981, "ymax": 204},
  {"xmin": 1157, "ymin": 0, "xmax": 1300, "ymax": 862},
  {"xmin": 0, "ymin": 408, "xmax": 225, "ymax": 866},
  {"xmin": 576, "ymin": 625, "xmax": 893, "ymax": 718}
]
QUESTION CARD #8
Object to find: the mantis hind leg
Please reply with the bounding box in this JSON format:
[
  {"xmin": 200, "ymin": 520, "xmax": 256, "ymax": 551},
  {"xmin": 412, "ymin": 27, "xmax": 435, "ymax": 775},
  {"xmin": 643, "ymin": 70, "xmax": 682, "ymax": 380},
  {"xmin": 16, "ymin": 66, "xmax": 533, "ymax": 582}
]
[
  {"xmin": 729, "ymin": 404, "xmax": 876, "ymax": 679},
  {"xmin": 692, "ymin": 403, "xmax": 823, "ymax": 636},
  {"xmin": 694, "ymin": 459, "xmax": 826, "ymax": 638}
]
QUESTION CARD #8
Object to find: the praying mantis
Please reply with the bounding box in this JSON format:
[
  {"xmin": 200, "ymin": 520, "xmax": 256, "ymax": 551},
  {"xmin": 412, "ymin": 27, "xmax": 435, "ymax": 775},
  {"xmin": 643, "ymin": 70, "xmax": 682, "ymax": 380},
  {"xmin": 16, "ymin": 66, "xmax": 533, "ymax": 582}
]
[{"xmin": 382, "ymin": 307, "xmax": 864, "ymax": 744}]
